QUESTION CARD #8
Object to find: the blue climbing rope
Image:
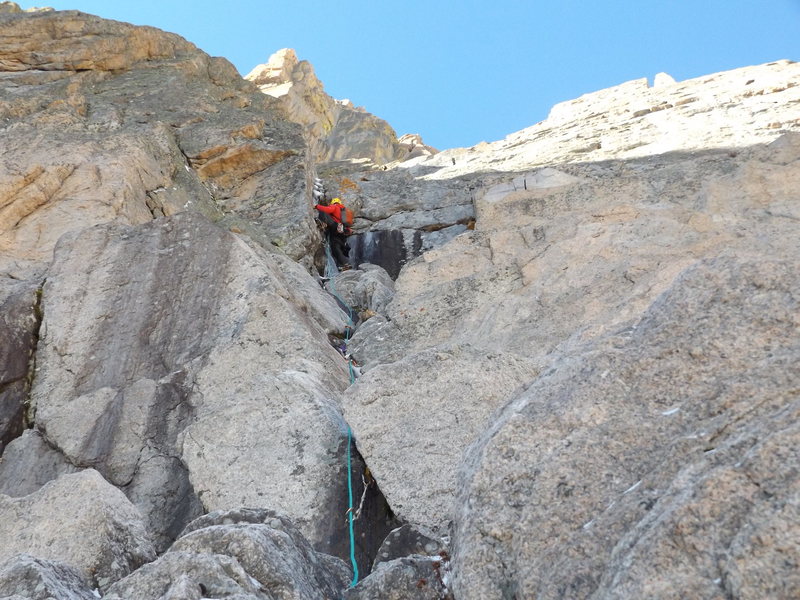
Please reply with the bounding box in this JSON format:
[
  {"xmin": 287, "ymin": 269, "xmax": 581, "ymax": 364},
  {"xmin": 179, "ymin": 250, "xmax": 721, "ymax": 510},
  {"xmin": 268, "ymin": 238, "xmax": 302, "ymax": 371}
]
[{"xmin": 324, "ymin": 240, "xmax": 359, "ymax": 588}]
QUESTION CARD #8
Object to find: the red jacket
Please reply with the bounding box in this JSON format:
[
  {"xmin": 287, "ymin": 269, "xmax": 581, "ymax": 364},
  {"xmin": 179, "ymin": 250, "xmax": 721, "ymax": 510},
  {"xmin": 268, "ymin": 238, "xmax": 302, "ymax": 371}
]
[{"xmin": 315, "ymin": 203, "xmax": 343, "ymax": 223}]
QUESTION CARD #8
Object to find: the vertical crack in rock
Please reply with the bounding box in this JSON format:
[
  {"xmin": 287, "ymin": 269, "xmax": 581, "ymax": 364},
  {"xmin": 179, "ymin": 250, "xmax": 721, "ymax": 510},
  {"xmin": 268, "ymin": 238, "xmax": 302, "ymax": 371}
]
[
  {"xmin": 23, "ymin": 283, "xmax": 44, "ymax": 428},
  {"xmin": 342, "ymin": 442, "xmax": 401, "ymax": 578},
  {"xmin": 0, "ymin": 279, "xmax": 42, "ymax": 458}
]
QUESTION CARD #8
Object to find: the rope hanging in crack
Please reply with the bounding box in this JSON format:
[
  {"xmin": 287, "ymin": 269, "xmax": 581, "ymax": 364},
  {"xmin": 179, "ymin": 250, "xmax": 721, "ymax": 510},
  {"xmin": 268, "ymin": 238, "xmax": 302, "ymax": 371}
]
[{"xmin": 324, "ymin": 240, "xmax": 359, "ymax": 588}]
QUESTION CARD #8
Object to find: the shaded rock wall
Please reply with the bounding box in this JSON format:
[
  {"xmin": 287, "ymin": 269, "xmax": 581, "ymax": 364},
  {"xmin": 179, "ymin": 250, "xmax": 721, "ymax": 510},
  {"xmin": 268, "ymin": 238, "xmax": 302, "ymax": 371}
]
[{"xmin": 0, "ymin": 279, "xmax": 40, "ymax": 450}]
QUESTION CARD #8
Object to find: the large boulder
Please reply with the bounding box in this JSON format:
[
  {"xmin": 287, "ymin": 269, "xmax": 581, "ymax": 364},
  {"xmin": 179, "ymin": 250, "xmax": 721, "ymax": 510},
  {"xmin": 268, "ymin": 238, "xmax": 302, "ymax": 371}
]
[
  {"xmin": 0, "ymin": 469, "xmax": 156, "ymax": 590},
  {"xmin": 0, "ymin": 430, "xmax": 79, "ymax": 496},
  {"xmin": 323, "ymin": 263, "xmax": 395, "ymax": 315},
  {"xmin": 0, "ymin": 10, "xmax": 315, "ymax": 280},
  {"xmin": 452, "ymin": 258, "xmax": 800, "ymax": 599},
  {"xmin": 344, "ymin": 344, "xmax": 539, "ymax": 533},
  {"xmin": 0, "ymin": 555, "xmax": 96, "ymax": 600},
  {"xmin": 27, "ymin": 212, "xmax": 352, "ymax": 554},
  {"xmin": 106, "ymin": 508, "xmax": 350, "ymax": 600}
]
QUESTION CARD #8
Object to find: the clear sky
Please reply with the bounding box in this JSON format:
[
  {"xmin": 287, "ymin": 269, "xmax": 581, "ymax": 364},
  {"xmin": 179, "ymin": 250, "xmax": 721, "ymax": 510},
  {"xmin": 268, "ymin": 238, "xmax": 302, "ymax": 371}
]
[{"xmin": 40, "ymin": 0, "xmax": 800, "ymax": 150}]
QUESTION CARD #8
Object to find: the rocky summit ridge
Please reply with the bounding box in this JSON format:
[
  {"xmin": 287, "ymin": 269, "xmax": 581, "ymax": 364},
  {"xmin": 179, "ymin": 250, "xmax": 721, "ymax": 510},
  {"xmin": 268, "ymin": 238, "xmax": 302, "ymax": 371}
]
[{"xmin": 0, "ymin": 6, "xmax": 798, "ymax": 600}]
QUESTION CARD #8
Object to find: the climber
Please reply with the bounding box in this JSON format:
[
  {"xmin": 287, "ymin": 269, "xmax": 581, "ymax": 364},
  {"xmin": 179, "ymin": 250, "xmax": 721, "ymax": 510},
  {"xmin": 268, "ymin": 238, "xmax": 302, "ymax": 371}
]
[{"xmin": 315, "ymin": 197, "xmax": 352, "ymax": 271}]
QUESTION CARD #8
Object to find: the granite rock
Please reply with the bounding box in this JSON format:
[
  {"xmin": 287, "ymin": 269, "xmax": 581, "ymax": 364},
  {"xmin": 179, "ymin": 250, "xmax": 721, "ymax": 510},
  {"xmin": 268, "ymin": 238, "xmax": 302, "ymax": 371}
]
[
  {"xmin": 0, "ymin": 469, "xmax": 156, "ymax": 590},
  {"xmin": 30, "ymin": 212, "xmax": 351, "ymax": 553},
  {"xmin": 452, "ymin": 258, "xmax": 800, "ymax": 599},
  {"xmin": 106, "ymin": 508, "xmax": 351, "ymax": 600},
  {"xmin": 0, "ymin": 554, "xmax": 96, "ymax": 600}
]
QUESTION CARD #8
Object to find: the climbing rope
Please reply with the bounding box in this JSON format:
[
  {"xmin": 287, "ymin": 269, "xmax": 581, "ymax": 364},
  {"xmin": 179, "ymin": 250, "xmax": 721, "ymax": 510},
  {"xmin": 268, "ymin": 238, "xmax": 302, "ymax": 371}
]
[{"xmin": 324, "ymin": 240, "xmax": 359, "ymax": 588}]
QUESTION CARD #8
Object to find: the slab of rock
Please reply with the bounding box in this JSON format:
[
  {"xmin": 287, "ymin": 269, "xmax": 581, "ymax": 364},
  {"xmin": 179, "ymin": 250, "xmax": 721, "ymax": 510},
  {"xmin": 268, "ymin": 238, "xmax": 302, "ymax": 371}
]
[
  {"xmin": 452, "ymin": 257, "xmax": 800, "ymax": 599},
  {"xmin": 0, "ymin": 278, "xmax": 40, "ymax": 452},
  {"xmin": 344, "ymin": 344, "xmax": 539, "ymax": 533},
  {"xmin": 107, "ymin": 508, "xmax": 350, "ymax": 600},
  {"xmin": 0, "ymin": 554, "xmax": 96, "ymax": 600},
  {"xmin": 0, "ymin": 469, "xmax": 155, "ymax": 590}
]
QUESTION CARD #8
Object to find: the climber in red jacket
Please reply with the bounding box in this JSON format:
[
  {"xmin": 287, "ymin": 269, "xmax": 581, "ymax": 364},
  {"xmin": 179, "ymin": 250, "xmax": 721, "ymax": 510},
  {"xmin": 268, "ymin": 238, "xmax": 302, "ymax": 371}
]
[{"xmin": 315, "ymin": 197, "xmax": 351, "ymax": 270}]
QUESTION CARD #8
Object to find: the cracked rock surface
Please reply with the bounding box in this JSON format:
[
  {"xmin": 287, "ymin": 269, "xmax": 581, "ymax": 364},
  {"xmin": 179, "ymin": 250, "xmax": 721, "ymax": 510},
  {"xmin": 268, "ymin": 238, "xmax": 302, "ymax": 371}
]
[
  {"xmin": 0, "ymin": 278, "xmax": 40, "ymax": 452},
  {"xmin": 25, "ymin": 212, "xmax": 352, "ymax": 556},
  {"xmin": 0, "ymin": 9, "xmax": 315, "ymax": 280}
]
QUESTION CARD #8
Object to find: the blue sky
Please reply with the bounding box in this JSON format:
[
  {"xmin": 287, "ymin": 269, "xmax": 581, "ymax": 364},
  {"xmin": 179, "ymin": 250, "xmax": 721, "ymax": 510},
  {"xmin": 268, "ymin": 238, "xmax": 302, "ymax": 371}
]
[{"xmin": 41, "ymin": 1, "xmax": 800, "ymax": 150}]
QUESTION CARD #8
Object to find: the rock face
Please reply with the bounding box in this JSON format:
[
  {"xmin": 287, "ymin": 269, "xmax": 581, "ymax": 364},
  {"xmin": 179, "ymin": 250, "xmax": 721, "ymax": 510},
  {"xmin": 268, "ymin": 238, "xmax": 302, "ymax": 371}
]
[
  {"xmin": 27, "ymin": 211, "xmax": 351, "ymax": 555},
  {"xmin": 452, "ymin": 258, "xmax": 800, "ymax": 599},
  {"xmin": 1, "ymin": 7, "xmax": 799, "ymax": 600},
  {"xmin": 0, "ymin": 470, "xmax": 156, "ymax": 590},
  {"xmin": 319, "ymin": 61, "xmax": 800, "ymax": 277},
  {"xmin": 397, "ymin": 59, "xmax": 800, "ymax": 180},
  {"xmin": 0, "ymin": 10, "xmax": 315, "ymax": 280},
  {"xmin": 246, "ymin": 48, "xmax": 406, "ymax": 165}
]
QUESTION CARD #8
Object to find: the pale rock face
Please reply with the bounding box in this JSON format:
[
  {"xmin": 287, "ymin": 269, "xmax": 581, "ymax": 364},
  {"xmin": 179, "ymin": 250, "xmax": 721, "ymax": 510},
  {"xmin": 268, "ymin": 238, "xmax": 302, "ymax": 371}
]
[
  {"xmin": 0, "ymin": 470, "xmax": 156, "ymax": 590},
  {"xmin": 396, "ymin": 60, "xmax": 800, "ymax": 180},
  {"xmin": 355, "ymin": 132, "xmax": 800, "ymax": 367},
  {"xmin": 452, "ymin": 258, "xmax": 800, "ymax": 599},
  {"xmin": 246, "ymin": 48, "xmax": 405, "ymax": 165}
]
